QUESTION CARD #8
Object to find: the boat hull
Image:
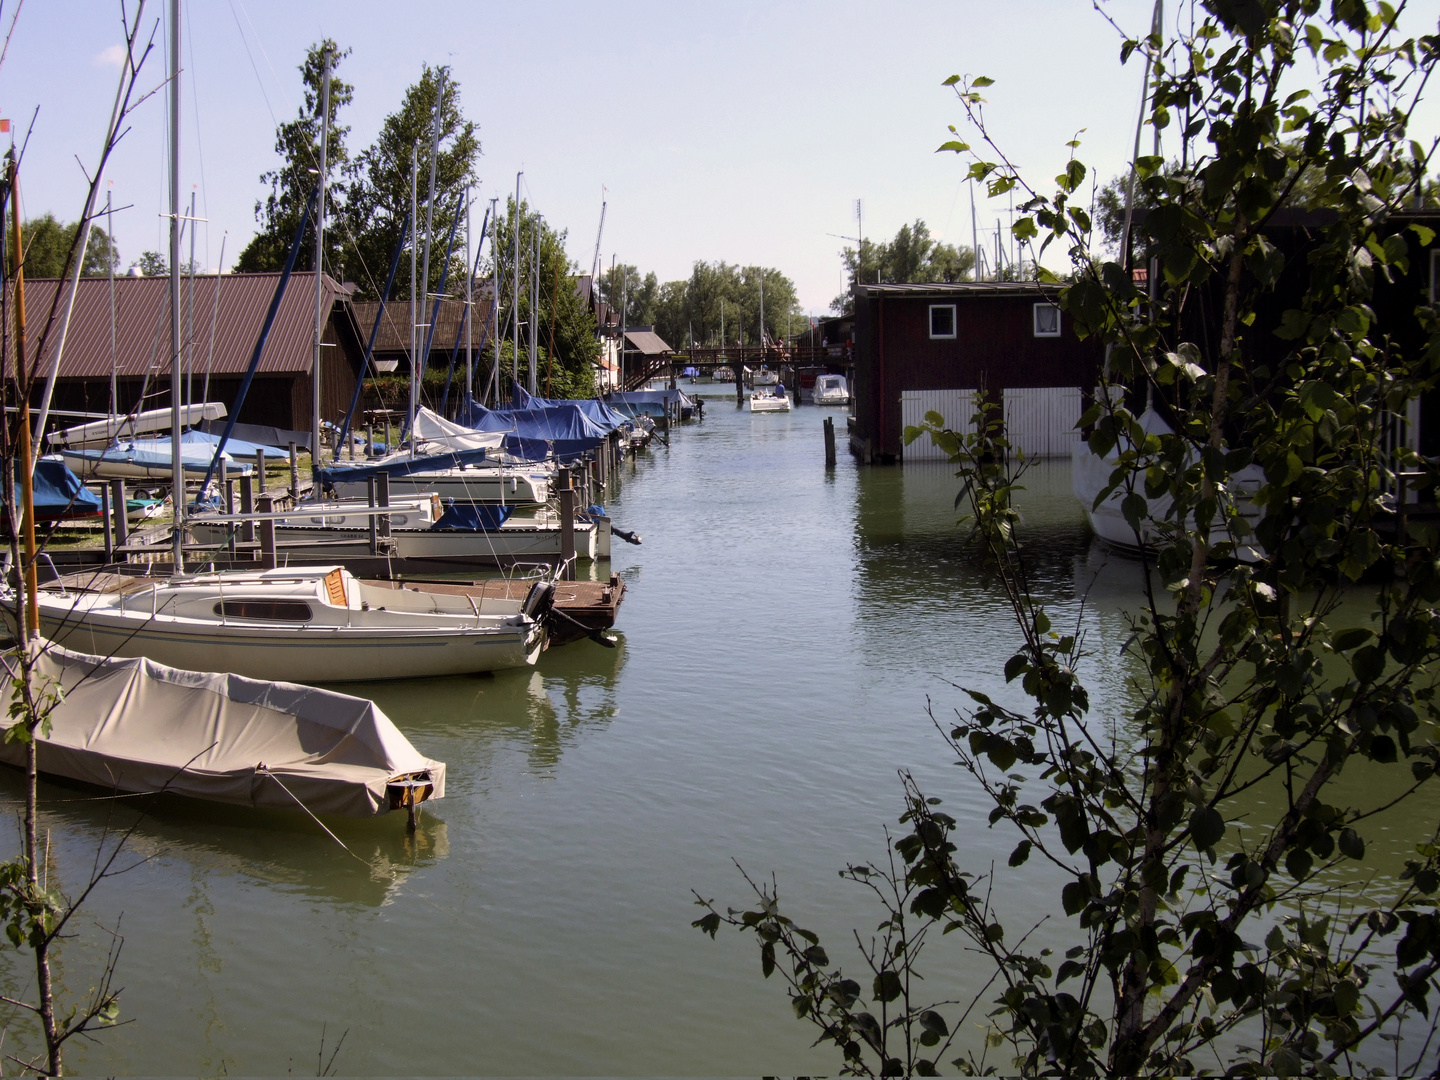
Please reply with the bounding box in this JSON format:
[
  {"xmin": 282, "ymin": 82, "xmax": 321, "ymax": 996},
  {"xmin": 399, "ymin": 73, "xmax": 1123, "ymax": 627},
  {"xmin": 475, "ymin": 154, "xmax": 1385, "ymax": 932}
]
[
  {"xmin": 327, "ymin": 468, "xmax": 549, "ymax": 505},
  {"xmin": 33, "ymin": 608, "xmax": 543, "ymax": 683}
]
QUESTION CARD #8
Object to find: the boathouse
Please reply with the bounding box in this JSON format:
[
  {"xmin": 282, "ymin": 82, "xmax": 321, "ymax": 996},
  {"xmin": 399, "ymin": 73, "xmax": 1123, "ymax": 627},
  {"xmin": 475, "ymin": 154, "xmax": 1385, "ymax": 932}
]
[
  {"xmin": 15, "ymin": 271, "xmax": 365, "ymax": 446},
  {"xmin": 849, "ymin": 281, "xmax": 1103, "ymax": 463}
]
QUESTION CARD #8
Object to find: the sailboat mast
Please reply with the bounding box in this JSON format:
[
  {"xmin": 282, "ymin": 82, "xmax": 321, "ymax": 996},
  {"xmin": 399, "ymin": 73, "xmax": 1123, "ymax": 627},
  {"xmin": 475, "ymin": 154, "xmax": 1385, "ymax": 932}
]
[
  {"xmin": 107, "ymin": 188, "xmax": 116, "ymax": 416},
  {"xmin": 311, "ymin": 49, "xmax": 330, "ymax": 485},
  {"xmin": 529, "ymin": 215, "xmax": 538, "ymax": 395},
  {"xmin": 511, "ymin": 172, "xmax": 521, "ymax": 398},
  {"xmin": 488, "ymin": 196, "xmax": 499, "ymax": 405},
  {"xmin": 407, "ymin": 144, "xmax": 417, "ymax": 452},
  {"xmin": 417, "ymin": 71, "xmax": 444, "ymax": 428},
  {"xmin": 186, "ymin": 188, "xmax": 196, "ymax": 409},
  {"xmin": 9, "ymin": 157, "xmax": 36, "ymax": 639},
  {"xmin": 464, "ymin": 185, "xmax": 472, "ymax": 399},
  {"xmin": 168, "ymin": 0, "xmax": 183, "ymax": 571}
]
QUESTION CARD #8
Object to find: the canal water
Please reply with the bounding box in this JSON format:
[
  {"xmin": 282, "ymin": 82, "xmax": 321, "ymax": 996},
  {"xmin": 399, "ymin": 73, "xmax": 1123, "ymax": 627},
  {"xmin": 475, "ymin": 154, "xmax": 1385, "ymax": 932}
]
[{"xmin": 0, "ymin": 394, "xmax": 1427, "ymax": 1072}]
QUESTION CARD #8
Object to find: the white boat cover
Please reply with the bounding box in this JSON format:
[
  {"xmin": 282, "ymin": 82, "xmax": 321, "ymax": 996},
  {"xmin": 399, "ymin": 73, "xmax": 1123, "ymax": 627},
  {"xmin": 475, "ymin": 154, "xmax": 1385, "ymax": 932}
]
[
  {"xmin": 411, "ymin": 407, "xmax": 507, "ymax": 452},
  {"xmin": 47, "ymin": 403, "xmax": 227, "ymax": 450},
  {"xmin": 0, "ymin": 642, "xmax": 444, "ymax": 818}
]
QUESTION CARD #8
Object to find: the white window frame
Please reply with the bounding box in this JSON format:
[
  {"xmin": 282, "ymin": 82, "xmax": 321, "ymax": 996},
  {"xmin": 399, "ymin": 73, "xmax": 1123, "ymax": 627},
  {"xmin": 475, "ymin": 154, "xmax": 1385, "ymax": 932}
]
[
  {"xmin": 928, "ymin": 304, "xmax": 957, "ymax": 340},
  {"xmin": 1033, "ymin": 302, "xmax": 1061, "ymax": 337}
]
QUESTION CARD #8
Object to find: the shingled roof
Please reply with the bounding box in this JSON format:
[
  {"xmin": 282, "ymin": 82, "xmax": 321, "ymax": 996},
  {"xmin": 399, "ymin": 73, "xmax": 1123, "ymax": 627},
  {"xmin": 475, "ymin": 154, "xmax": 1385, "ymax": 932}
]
[
  {"xmin": 15, "ymin": 271, "xmax": 354, "ymax": 380},
  {"xmin": 350, "ymin": 295, "xmax": 497, "ymax": 355}
]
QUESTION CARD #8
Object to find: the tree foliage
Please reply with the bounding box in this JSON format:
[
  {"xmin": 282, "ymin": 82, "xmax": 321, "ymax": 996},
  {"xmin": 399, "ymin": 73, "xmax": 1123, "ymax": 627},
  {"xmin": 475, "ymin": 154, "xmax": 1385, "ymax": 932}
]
[
  {"xmin": 602, "ymin": 259, "xmax": 803, "ymax": 349},
  {"xmin": 18, "ymin": 214, "xmax": 119, "ymax": 279},
  {"xmin": 701, "ymin": 2, "xmax": 1440, "ymax": 1075},
  {"xmin": 234, "ymin": 40, "xmax": 353, "ymax": 278},
  {"xmin": 832, "ymin": 219, "xmax": 975, "ymax": 313}
]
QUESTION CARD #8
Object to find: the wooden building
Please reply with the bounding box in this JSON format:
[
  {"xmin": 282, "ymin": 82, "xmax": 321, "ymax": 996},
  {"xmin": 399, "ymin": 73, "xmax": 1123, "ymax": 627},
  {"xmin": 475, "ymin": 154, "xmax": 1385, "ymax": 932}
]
[
  {"xmin": 849, "ymin": 282, "xmax": 1103, "ymax": 463},
  {"xmin": 16, "ymin": 271, "xmax": 364, "ymax": 444}
]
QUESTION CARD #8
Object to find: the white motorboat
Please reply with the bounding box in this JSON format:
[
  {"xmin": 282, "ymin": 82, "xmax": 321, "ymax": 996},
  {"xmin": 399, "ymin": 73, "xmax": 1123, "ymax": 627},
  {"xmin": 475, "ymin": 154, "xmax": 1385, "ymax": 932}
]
[
  {"xmin": 751, "ymin": 367, "xmax": 779, "ymax": 387},
  {"xmin": 1073, "ymin": 401, "xmax": 1263, "ymax": 558},
  {"xmin": 46, "ymin": 403, "xmax": 227, "ymax": 450},
  {"xmin": 21, "ymin": 565, "xmax": 548, "ymax": 683},
  {"xmin": 0, "ymin": 639, "xmax": 444, "ymax": 818},
  {"xmin": 187, "ymin": 496, "xmax": 604, "ymax": 565},
  {"xmin": 813, "ymin": 374, "xmax": 850, "ymax": 406},
  {"xmin": 749, "ymin": 387, "xmax": 792, "ymax": 413}
]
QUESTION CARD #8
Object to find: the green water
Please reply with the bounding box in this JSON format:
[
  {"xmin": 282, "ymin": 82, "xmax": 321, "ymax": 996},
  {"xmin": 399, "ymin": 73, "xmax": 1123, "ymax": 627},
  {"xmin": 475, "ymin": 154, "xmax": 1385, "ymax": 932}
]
[{"xmin": 0, "ymin": 397, "xmax": 1425, "ymax": 1073}]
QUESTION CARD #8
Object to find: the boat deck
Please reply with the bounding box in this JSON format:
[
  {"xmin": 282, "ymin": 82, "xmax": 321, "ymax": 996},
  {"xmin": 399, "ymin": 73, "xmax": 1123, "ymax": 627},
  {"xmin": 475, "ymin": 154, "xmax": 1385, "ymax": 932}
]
[{"xmin": 363, "ymin": 575, "xmax": 626, "ymax": 646}]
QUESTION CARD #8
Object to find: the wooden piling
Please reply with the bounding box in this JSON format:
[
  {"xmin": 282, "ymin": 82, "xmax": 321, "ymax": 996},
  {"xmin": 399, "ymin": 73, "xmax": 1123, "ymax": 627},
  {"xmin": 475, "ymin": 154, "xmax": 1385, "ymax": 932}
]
[
  {"xmin": 824, "ymin": 416, "xmax": 837, "ymax": 467},
  {"xmin": 109, "ymin": 478, "xmax": 128, "ymax": 552},
  {"xmin": 101, "ymin": 484, "xmax": 113, "ymax": 562},
  {"xmin": 366, "ymin": 422, "xmax": 374, "ymax": 459},
  {"xmin": 288, "ymin": 442, "xmax": 299, "ymax": 500},
  {"xmin": 257, "ymin": 494, "xmax": 276, "ymax": 570},
  {"xmin": 255, "ymin": 449, "xmax": 267, "ymax": 493},
  {"xmin": 376, "ymin": 471, "xmax": 391, "ymax": 541},
  {"xmin": 239, "ymin": 473, "xmax": 256, "ymax": 555},
  {"xmin": 559, "ymin": 469, "xmax": 576, "ymax": 581},
  {"xmin": 735, "ymin": 362, "xmax": 744, "ymax": 404},
  {"xmin": 368, "ymin": 476, "xmax": 379, "ymax": 556}
]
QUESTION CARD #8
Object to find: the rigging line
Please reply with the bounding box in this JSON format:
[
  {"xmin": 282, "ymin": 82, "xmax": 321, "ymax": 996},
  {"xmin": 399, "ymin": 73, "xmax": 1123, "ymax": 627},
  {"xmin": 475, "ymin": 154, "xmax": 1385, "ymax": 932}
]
[
  {"xmin": 0, "ymin": 0, "xmax": 23, "ymax": 79},
  {"xmin": 254, "ymin": 765, "xmax": 370, "ymax": 865},
  {"xmin": 183, "ymin": 0, "xmax": 209, "ymax": 268},
  {"xmin": 223, "ymin": 0, "xmax": 277, "ymax": 129}
]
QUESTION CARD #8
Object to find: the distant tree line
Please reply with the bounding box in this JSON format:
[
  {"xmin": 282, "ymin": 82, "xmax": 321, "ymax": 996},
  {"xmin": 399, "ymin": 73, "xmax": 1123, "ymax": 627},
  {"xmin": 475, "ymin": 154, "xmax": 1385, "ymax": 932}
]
[
  {"xmin": 599, "ymin": 260, "xmax": 805, "ymax": 352},
  {"xmin": 831, "ymin": 219, "xmax": 975, "ymax": 314},
  {"xmin": 14, "ymin": 214, "xmax": 119, "ymax": 278}
]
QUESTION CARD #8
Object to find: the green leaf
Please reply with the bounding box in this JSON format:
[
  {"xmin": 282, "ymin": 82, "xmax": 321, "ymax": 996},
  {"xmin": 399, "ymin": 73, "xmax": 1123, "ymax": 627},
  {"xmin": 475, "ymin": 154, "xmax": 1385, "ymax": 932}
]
[
  {"xmin": 1332, "ymin": 627, "xmax": 1374, "ymax": 652},
  {"xmin": 919, "ymin": 1009, "xmax": 949, "ymax": 1036},
  {"xmin": 761, "ymin": 941, "xmax": 775, "ymax": 978},
  {"xmin": 1409, "ymin": 223, "xmax": 1436, "ymax": 246},
  {"xmin": 1190, "ymin": 806, "xmax": 1225, "ymax": 851},
  {"xmin": 1062, "ymin": 879, "xmax": 1088, "ymax": 916},
  {"xmin": 971, "ymin": 75, "xmax": 994, "ymax": 87},
  {"xmin": 1338, "ymin": 828, "xmax": 1366, "ymax": 860},
  {"xmin": 1009, "ymin": 839, "xmax": 1032, "ymax": 867},
  {"xmin": 873, "ymin": 969, "xmax": 903, "ymax": 1003}
]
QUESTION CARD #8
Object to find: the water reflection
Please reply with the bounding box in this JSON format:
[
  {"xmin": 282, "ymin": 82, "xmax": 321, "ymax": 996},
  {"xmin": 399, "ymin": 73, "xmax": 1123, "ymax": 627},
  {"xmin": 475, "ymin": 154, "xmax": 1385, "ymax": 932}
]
[{"xmin": 0, "ymin": 767, "xmax": 450, "ymax": 909}]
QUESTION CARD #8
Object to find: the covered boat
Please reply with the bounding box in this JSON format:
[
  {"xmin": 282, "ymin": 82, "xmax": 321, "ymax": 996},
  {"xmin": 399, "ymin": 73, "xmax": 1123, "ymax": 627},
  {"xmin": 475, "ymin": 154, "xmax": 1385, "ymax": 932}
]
[
  {"xmin": 813, "ymin": 373, "xmax": 850, "ymax": 406},
  {"xmin": 46, "ymin": 403, "xmax": 227, "ymax": 451},
  {"xmin": 0, "ymin": 640, "xmax": 443, "ymax": 818},
  {"xmin": 4, "ymin": 457, "xmax": 103, "ymax": 523}
]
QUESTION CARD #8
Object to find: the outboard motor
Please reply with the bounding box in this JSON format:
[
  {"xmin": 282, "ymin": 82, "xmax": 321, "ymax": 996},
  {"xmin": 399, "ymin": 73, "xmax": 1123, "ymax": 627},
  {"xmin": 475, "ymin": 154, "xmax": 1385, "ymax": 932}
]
[{"xmin": 522, "ymin": 579, "xmax": 556, "ymax": 620}]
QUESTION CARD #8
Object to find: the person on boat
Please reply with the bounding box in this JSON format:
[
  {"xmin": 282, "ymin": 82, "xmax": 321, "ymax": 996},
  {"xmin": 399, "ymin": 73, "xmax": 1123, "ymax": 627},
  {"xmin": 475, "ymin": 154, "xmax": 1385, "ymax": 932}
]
[{"xmin": 775, "ymin": 382, "xmax": 786, "ymax": 397}]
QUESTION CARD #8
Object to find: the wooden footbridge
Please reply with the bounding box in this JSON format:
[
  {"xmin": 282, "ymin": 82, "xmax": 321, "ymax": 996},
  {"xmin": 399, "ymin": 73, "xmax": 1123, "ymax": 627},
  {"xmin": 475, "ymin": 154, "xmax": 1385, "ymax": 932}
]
[{"xmin": 623, "ymin": 344, "xmax": 851, "ymax": 391}]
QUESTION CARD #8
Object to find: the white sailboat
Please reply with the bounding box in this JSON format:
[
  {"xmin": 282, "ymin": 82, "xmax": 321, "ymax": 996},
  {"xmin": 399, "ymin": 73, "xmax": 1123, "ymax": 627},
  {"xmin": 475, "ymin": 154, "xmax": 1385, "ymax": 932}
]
[{"xmin": 20, "ymin": 565, "xmax": 547, "ymax": 683}]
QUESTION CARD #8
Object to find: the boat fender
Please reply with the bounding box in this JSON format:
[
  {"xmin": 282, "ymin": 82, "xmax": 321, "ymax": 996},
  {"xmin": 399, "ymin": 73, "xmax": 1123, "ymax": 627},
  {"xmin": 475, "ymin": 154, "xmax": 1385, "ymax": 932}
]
[
  {"xmin": 612, "ymin": 527, "xmax": 642, "ymax": 546},
  {"xmin": 522, "ymin": 580, "xmax": 556, "ymax": 619}
]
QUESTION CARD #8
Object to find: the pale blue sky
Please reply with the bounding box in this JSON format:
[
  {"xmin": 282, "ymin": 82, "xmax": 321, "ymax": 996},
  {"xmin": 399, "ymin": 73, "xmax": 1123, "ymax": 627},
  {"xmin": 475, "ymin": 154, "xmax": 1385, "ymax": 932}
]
[{"xmin": 5, "ymin": 1, "xmax": 1438, "ymax": 315}]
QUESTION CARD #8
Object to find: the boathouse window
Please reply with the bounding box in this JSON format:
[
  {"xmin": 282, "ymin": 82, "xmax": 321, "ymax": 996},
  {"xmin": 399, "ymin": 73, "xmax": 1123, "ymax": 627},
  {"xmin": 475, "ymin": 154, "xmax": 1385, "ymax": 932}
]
[
  {"xmin": 213, "ymin": 599, "xmax": 313, "ymax": 622},
  {"xmin": 928, "ymin": 304, "xmax": 956, "ymax": 339},
  {"xmin": 1033, "ymin": 303, "xmax": 1061, "ymax": 337}
]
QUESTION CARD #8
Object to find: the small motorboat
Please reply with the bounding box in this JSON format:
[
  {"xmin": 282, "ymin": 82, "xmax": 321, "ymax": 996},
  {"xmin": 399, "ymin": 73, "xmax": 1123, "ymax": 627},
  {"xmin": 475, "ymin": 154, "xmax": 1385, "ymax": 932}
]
[
  {"xmin": 0, "ymin": 639, "xmax": 443, "ymax": 818},
  {"xmin": 813, "ymin": 374, "xmax": 850, "ymax": 406},
  {"xmin": 19, "ymin": 564, "xmax": 549, "ymax": 683},
  {"xmin": 749, "ymin": 386, "xmax": 792, "ymax": 413},
  {"xmin": 752, "ymin": 367, "xmax": 779, "ymax": 387}
]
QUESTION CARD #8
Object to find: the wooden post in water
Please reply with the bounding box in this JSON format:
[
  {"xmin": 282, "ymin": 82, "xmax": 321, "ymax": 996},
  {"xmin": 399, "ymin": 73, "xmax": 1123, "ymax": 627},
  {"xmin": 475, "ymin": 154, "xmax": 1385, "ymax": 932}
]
[
  {"xmin": 239, "ymin": 474, "xmax": 256, "ymax": 556},
  {"xmin": 824, "ymin": 416, "xmax": 837, "ymax": 467},
  {"xmin": 376, "ymin": 471, "xmax": 391, "ymax": 543},
  {"xmin": 101, "ymin": 484, "xmax": 113, "ymax": 562},
  {"xmin": 559, "ymin": 468, "xmax": 576, "ymax": 582},
  {"xmin": 367, "ymin": 476, "xmax": 379, "ymax": 556},
  {"xmin": 109, "ymin": 478, "xmax": 128, "ymax": 552},
  {"xmin": 288, "ymin": 442, "xmax": 299, "ymax": 500},
  {"xmin": 257, "ymin": 494, "xmax": 276, "ymax": 570},
  {"xmin": 735, "ymin": 362, "xmax": 743, "ymax": 405},
  {"xmin": 255, "ymin": 449, "xmax": 267, "ymax": 493}
]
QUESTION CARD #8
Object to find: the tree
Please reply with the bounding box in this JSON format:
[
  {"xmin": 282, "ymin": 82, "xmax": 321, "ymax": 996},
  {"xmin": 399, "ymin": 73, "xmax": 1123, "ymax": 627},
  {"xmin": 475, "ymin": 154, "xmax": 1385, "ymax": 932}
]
[
  {"xmin": 698, "ymin": 2, "xmax": 1440, "ymax": 1075},
  {"xmin": 234, "ymin": 40, "xmax": 354, "ymax": 278},
  {"xmin": 832, "ymin": 220, "xmax": 975, "ymax": 314},
  {"xmin": 346, "ymin": 64, "xmax": 479, "ymax": 302},
  {"xmin": 129, "ymin": 250, "xmax": 168, "ymax": 276},
  {"xmin": 18, "ymin": 215, "xmax": 119, "ymax": 278},
  {"xmin": 475, "ymin": 197, "xmax": 598, "ymax": 402}
]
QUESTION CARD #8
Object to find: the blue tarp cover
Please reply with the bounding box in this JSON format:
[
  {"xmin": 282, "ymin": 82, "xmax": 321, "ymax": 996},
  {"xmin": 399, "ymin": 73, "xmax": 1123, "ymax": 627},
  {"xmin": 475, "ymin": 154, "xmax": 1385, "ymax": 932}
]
[
  {"xmin": 430, "ymin": 502, "xmax": 514, "ymax": 531},
  {"xmin": 318, "ymin": 446, "xmax": 494, "ymax": 488},
  {"xmin": 604, "ymin": 389, "xmax": 696, "ymax": 418},
  {"xmin": 456, "ymin": 396, "xmax": 608, "ymax": 461},
  {"xmin": 15, "ymin": 458, "xmax": 103, "ymax": 520}
]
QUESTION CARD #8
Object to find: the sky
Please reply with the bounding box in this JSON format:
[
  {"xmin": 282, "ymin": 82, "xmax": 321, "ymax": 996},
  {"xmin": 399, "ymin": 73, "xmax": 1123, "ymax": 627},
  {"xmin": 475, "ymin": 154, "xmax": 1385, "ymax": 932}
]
[{"xmin": 4, "ymin": 0, "xmax": 1439, "ymax": 317}]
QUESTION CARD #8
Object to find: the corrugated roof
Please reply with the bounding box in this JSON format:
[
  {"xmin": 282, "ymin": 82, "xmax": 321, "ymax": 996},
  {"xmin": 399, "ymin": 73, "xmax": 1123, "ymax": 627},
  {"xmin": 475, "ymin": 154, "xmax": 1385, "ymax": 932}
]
[
  {"xmin": 623, "ymin": 330, "xmax": 672, "ymax": 355},
  {"xmin": 857, "ymin": 281, "xmax": 1063, "ymax": 298},
  {"xmin": 16, "ymin": 271, "xmax": 351, "ymax": 380},
  {"xmin": 350, "ymin": 295, "xmax": 497, "ymax": 355}
]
